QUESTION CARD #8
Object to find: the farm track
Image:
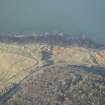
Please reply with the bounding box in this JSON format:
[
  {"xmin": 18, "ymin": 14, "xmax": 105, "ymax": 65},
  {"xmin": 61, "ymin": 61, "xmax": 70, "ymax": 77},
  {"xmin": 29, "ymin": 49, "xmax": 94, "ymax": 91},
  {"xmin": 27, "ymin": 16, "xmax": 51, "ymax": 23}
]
[
  {"xmin": 0, "ymin": 52, "xmax": 39, "ymax": 85},
  {"xmin": 0, "ymin": 47, "xmax": 40, "ymax": 97},
  {"xmin": 0, "ymin": 66, "xmax": 46, "ymax": 104}
]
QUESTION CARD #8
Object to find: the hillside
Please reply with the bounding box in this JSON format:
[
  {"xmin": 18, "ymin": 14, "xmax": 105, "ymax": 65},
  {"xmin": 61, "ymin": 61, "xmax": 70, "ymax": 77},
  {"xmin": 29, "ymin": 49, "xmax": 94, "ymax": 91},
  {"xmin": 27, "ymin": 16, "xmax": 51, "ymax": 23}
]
[
  {"xmin": 0, "ymin": 34, "xmax": 105, "ymax": 105},
  {"xmin": 2, "ymin": 64, "xmax": 105, "ymax": 105}
]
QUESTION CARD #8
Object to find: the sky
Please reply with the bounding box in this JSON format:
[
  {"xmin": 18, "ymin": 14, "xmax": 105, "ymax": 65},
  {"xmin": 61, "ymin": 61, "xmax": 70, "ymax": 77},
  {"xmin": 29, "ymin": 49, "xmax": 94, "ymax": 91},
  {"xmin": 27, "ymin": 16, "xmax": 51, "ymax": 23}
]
[{"xmin": 0, "ymin": 0, "xmax": 105, "ymax": 43}]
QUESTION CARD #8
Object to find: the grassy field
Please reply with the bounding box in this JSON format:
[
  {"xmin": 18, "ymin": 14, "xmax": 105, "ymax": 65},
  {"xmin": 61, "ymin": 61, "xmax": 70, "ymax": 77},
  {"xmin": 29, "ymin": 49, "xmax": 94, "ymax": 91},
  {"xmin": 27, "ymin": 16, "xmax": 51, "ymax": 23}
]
[
  {"xmin": 52, "ymin": 46, "xmax": 96, "ymax": 66},
  {"xmin": 0, "ymin": 42, "xmax": 44, "ymax": 93}
]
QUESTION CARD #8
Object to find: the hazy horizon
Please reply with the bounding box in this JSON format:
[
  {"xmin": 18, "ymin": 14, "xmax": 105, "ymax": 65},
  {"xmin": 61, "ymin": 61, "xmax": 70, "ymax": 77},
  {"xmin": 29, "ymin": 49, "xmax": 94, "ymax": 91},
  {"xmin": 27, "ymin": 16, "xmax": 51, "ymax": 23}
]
[{"xmin": 0, "ymin": 0, "xmax": 105, "ymax": 43}]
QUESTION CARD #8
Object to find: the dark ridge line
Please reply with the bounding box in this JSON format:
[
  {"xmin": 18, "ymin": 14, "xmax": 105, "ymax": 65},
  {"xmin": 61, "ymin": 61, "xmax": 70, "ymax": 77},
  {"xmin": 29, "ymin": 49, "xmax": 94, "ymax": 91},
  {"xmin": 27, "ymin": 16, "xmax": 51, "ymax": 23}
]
[{"xmin": 0, "ymin": 34, "xmax": 104, "ymax": 49}]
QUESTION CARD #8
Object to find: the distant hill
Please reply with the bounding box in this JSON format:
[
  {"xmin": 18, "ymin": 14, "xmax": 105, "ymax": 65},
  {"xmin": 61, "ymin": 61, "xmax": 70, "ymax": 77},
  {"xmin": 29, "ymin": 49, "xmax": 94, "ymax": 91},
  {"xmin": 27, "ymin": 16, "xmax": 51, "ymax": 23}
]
[{"xmin": 0, "ymin": 34, "xmax": 104, "ymax": 49}]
